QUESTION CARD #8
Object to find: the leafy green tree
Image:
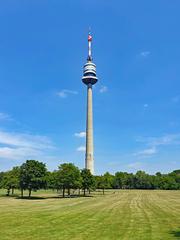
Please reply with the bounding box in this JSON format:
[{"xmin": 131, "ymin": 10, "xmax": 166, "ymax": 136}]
[
  {"xmin": 96, "ymin": 176, "xmax": 106, "ymax": 195},
  {"xmin": 158, "ymin": 175, "xmax": 178, "ymax": 190},
  {"xmin": 10, "ymin": 167, "xmax": 20, "ymax": 194},
  {"xmin": 134, "ymin": 171, "xmax": 153, "ymax": 189},
  {"xmin": 1, "ymin": 171, "xmax": 12, "ymax": 196},
  {"xmin": 156, "ymin": 172, "xmax": 162, "ymax": 177},
  {"xmin": 96, "ymin": 173, "xmax": 114, "ymax": 194},
  {"xmin": 19, "ymin": 160, "xmax": 47, "ymax": 198},
  {"xmin": 169, "ymin": 170, "xmax": 180, "ymax": 189},
  {"xmin": 0, "ymin": 172, "xmax": 5, "ymax": 188},
  {"xmin": 46, "ymin": 171, "xmax": 59, "ymax": 191},
  {"xmin": 113, "ymin": 172, "xmax": 131, "ymax": 189},
  {"xmin": 103, "ymin": 172, "xmax": 114, "ymax": 189},
  {"xmin": 57, "ymin": 163, "xmax": 81, "ymax": 197},
  {"xmin": 81, "ymin": 169, "xmax": 95, "ymax": 196},
  {"xmin": 1, "ymin": 167, "xmax": 20, "ymax": 195},
  {"xmin": 125, "ymin": 173, "xmax": 136, "ymax": 189}
]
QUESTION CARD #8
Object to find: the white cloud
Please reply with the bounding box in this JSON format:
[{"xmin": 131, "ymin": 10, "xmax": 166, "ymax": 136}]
[
  {"xmin": 134, "ymin": 147, "xmax": 157, "ymax": 158},
  {"xmin": 0, "ymin": 130, "xmax": 54, "ymax": 160},
  {"xmin": 0, "ymin": 131, "xmax": 53, "ymax": 149},
  {"xmin": 74, "ymin": 132, "xmax": 86, "ymax": 138},
  {"xmin": 0, "ymin": 147, "xmax": 42, "ymax": 160},
  {"xmin": 140, "ymin": 51, "xmax": 150, "ymax": 57},
  {"xmin": 0, "ymin": 112, "xmax": 12, "ymax": 121},
  {"xmin": 76, "ymin": 146, "xmax": 86, "ymax": 152},
  {"xmin": 57, "ymin": 89, "xmax": 78, "ymax": 98},
  {"xmin": 146, "ymin": 134, "xmax": 180, "ymax": 147},
  {"xmin": 134, "ymin": 133, "xmax": 180, "ymax": 158},
  {"xmin": 136, "ymin": 134, "xmax": 180, "ymax": 147},
  {"xmin": 99, "ymin": 86, "xmax": 108, "ymax": 93},
  {"xmin": 127, "ymin": 162, "xmax": 142, "ymax": 169}
]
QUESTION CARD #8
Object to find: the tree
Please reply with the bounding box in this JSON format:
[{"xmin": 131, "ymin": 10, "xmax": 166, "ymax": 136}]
[
  {"xmin": 81, "ymin": 169, "xmax": 95, "ymax": 196},
  {"xmin": 19, "ymin": 160, "xmax": 47, "ymax": 198},
  {"xmin": 95, "ymin": 173, "xmax": 114, "ymax": 194},
  {"xmin": 46, "ymin": 171, "xmax": 59, "ymax": 191},
  {"xmin": 96, "ymin": 176, "xmax": 106, "ymax": 194},
  {"xmin": 1, "ymin": 167, "xmax": 20, "ymax": 195},
  {"xmin": 134, "ymin": 171, "xmax": 152, "ymax": 189},
  {"xmin": 9, "ymin": 167, "xmax": 20, "ymax": 194},
  {"xmin": 103, "ymin": 172, "xmax": 114, "ymax": 189},
  {"xmin": 57, "ymin": 163, "xmax": 81, "ymax": 197},
  {"xmin": 113, "ymin": 172, "xmax": 130, "ymax": 189},
  {"xmin": 169, "ymin": 170, "xmax": 180, "ymax": 189},
  {"xmin": 158, "ymin": 175, "xmax": 178, "ymax": 190},
  {"xmin": 0, "ymin": 172, "xmax": 5, "ymax": 188},
  {"xmin": 1, "ymin": 171, "xmax": 12, "ymax": 196}
]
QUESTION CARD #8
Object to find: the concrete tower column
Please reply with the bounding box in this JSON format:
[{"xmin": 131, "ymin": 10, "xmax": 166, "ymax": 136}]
[
  {"xmin": 82, "ymin": 32, "xmax": 98, "ymax": 175},
  {"xmin": 86, "ymin": 83, "xmax": 94, "ymax": 174}
]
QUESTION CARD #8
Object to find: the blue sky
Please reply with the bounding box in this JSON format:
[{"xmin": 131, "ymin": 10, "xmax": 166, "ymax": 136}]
[{"xmin": 0, "ymin": 0, "xmax": 180, "ymax": 174}]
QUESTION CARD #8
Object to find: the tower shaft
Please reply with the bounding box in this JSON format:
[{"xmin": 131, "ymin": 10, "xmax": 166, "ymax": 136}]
[
  {"xmin": 85, "ymin": 84, "xmax": 94, "ymax": 174},
  {"xmin": 82, "ymin": 32, "xmax": 98, "ymax": 175}
]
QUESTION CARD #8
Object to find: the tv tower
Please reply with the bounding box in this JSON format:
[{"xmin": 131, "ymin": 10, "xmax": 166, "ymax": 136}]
[{"xmin": 82, "ymin": 32, "xmax": 98, "ymax": 174}]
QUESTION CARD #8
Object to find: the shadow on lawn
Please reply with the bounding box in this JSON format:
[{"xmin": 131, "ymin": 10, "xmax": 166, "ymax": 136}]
[
  {"xmin": 49, "ymin": 194, "xmax": 94, "ymax": 199},
  {"xmin": 16, "ymin": 196, "xmax": 46, "ymax": 200},
  {"xmin": 0, "ymin": 194, "xmax": 19, "ymax": 198},
  {"xmin": 14, "ymin": 194, "xmax": 94, "ymax": 200},
  {"xmin": 170, "ymin": 229, "xmax": 180, "ymax": 239}
]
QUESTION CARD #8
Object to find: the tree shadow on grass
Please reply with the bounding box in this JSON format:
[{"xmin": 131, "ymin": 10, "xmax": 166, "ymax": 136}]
[
  {"xmin": 46, "ymin": 194, "xmax": 94, "ymax": 199},
  {"xmin": 170, "ymin": 229, "xmax": 180, "ymax": 239},
  {"xmin": 0, "ymin": 194, "xmax": 19, "ymax": 198},
  {"xmin": 14, "ymin": 194, "xmax": 94, "ymax": 200},
  {"xmin": 16, "ymin": 196, "xmax": 46, "ymax": 200}
]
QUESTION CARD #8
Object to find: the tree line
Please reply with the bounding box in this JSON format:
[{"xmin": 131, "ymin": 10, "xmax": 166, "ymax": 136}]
[{"xmin": 0, "ymin": 160, "xmax": 179, "ymax": 198}]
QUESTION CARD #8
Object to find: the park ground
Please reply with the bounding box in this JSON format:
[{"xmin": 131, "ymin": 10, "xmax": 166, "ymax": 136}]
[{"xmin": 0, "ymin": 189, "xmax": 179, "ymax": 240}]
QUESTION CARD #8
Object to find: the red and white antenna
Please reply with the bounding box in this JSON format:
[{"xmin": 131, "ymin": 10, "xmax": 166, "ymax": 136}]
[{"xmin": 88, "ymin": 30, "xmax": 92, "ymax": 61}]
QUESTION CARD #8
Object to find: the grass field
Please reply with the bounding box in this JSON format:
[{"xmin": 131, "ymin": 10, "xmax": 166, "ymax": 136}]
[{"xmin": 0, "ymin": 190, "xmax": 179, "ymax": 240}]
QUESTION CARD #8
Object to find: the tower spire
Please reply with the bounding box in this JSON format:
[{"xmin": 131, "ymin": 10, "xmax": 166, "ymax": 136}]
[{"xmin": 87, "ymin": 31, "xmax": 92, "ymax": 61}]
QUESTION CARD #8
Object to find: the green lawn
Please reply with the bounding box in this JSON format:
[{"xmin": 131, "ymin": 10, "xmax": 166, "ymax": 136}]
[{"xmin": 0, "ymin": 190, "xmax": 179, "ymax": 240}]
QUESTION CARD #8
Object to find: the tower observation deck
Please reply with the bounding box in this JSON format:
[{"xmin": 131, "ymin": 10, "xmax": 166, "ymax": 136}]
[{"xmin": 82, "ymin": 32, "xmax": 98, "ymax": 174}]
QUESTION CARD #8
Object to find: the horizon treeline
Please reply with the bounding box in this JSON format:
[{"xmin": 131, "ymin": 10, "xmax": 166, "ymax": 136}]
[{"xmin": 0, "ymin": 160, "xmax": 180, "ymax": 198}]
